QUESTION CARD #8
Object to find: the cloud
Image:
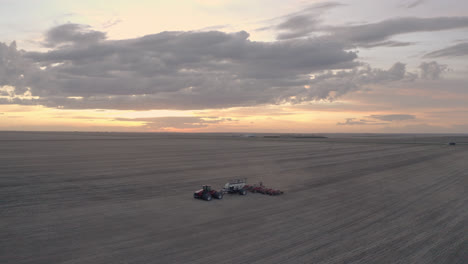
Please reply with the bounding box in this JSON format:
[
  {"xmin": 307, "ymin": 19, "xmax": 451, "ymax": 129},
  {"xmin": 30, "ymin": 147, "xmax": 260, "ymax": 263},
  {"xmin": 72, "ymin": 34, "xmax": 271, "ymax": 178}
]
[
  {"xmin": 338, "ymin": 114, "xmax": 416, "ymax": 125},
  {"xmin": 360, "ymin": 40, "xmax": 415, "ymax": 48},
  {"xmin": 368, "ymin": 114, "xmax": 415, "ymax": 121},
  {"xmin": 400, "ymin": 0, "xmax": 430, "ymax": 9},
  {"xmin": 115, "ymin": 116, "xmax": 233, "ymax": 129},
  {"xmin": 0, "ymin": 23, "xmax": 454, "ymax": 111},
  {"xmin": 276, "ymin": 16, "xmax": 320, "ymax": 40},
  {"xmin": 2, "ymin": 25, "xmax": 362, "ymax": 110},
  {"xmin": 196, "ymin": 106, "xmax": 296, "ymax": 117},
  {"xmin": 419, "ymin": 61, "xmax": 448, "ymax": 80},
  {"xmin": 43, "ymin": 23, "xmax": 107, "ymax": 47},
  {"xmin": 330, "ymin": 17, "xmax": 468, "ymax": 46},
  {"xmin": 0, "ymin": 41, "xmax": 44, "ymax": 95},
  {"xmin": 102, "ymin": 19, "xmax": 122, "ymax": 29},
  {"xmin": 424, "ymin": 42, "xmax": 468, "ymax": 58},
  {"xmin": 199, "ymin": 24, "xmax": 231, "ymax": 31},
  {"xmin": 273, "ymin": 2, "xmax": 343, "ymax": 40},
  {"xmin": 269, "ymin": 7, "xmax": 468, "ymax": 45},
  {"xmin": 302, "ymin": 62, "xmax": 417, "ymax": 102},
  {"xmin": 61, "ymin": 115, "xmax": 111, "ymax": 120},
  {"xmin": 337, "ymin": 118, "xmax": 387, "ymax": 126}
]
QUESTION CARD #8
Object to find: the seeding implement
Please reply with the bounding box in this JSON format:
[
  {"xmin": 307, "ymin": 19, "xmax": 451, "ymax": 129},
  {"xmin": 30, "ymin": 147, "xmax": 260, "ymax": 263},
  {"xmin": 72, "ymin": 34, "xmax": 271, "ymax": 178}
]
[{"xmin": 245, "ymin": 182, "xmax": 284, "ymax": 195}]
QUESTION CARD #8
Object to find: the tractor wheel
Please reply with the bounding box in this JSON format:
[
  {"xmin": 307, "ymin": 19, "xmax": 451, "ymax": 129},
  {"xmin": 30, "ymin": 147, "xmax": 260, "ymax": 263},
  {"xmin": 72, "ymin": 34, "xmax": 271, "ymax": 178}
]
[
  {"xmin": 215, "ymin": 192, "xmax": 223, "ymax": 199},
  {"xmin": 202, "ymin": 193, "xmax": 212, "ymax": 201},
  {"xmin": 239, "ymin": 189, "xmax": 247, "ymax": 195}
]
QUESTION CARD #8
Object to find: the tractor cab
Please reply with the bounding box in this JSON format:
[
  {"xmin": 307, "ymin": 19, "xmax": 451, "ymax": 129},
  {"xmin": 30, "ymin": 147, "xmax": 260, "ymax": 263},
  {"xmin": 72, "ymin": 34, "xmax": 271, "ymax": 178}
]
[{"xmin": 203, "ymin": 185, "xmax": 212, "ymax": 192}]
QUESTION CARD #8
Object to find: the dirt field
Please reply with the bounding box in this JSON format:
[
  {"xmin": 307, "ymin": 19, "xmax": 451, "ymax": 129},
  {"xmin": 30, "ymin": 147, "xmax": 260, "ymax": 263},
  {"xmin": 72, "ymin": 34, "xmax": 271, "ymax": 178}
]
[{"xmin": 1, "ymin": 132, "xmax": 467, "ymax": 263}]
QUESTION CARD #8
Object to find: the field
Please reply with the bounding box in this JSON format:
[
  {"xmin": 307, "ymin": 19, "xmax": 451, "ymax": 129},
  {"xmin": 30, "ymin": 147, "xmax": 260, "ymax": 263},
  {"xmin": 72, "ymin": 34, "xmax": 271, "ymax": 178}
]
[{"xmin": 1, "ymin": 131, "xmax": 467, "ymax": 263}]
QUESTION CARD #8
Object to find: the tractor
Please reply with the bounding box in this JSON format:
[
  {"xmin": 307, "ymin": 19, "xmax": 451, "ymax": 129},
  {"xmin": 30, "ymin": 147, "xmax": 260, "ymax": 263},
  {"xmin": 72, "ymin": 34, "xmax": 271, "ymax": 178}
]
[{"xmin": 193, "ymin": 185, "xmax": 223, "ymax": 201}]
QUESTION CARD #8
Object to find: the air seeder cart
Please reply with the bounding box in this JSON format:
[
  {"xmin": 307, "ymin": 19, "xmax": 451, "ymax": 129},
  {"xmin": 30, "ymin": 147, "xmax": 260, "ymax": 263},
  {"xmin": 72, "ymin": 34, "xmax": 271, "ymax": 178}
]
[{"xmin": 221, "ymin": 178, "xmax": 248, "ymax": 195}]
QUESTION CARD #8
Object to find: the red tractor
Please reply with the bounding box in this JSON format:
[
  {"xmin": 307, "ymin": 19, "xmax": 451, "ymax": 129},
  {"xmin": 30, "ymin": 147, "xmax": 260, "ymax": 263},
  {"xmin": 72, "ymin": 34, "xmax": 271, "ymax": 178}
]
[{"xmin": 193, "ymin": 185, "xmax": 223, "ymax": 201}]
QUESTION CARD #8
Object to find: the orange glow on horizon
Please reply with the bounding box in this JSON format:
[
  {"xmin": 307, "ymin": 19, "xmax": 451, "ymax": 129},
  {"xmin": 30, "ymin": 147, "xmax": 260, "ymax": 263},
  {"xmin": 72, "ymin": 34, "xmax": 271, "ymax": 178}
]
[{"xmin": 1, "ymin": 103, "xmax": 466, "ymax": 133}]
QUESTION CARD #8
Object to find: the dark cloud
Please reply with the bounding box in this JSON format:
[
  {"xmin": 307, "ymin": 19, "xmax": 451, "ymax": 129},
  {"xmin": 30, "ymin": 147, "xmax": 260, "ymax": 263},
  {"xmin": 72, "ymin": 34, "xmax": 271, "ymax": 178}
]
[
  {"xmin": 1, "ymin": 25, "xmax": 364, "ymax": 110},
  {"xmin": 0, "ymin": 22, "xmax": 454, "ymax": 111},
  {"xmin": 337, "ymin": 118, "xmax": 387, "ymax": 126},
  {"xmin": 276, "ymin": 16, "xmax": 320, "ymax": 40},
  {"xmin": 271, "ymin": 2, "xmax": 344, "ymax": 40},
  {"xmin": 368, "ymin": 114, "xmax": 415, "ymax": 121},
  {"xmin": 270, "ymin": 7, "xmax": 468, "ymax": 45},
  {"xmin": 115, "ymin": 116, "xmax": 233, "ymax": 129},
  {"xmin": 400, "ymin": 0, "xmax": 429, "ymax": 9},
  {"xmin": 424, "ymin": 42, "xmax": 468, "ymax": 58},
  {"xmin": 360, "ymin": 40, "xmax": 415, "ymax": 48},
  {"xmin": 0, "ymin": 41, "xmax": 42, "ymax": 95},
  {"xmin": 337, "ymin": 118, "xmax": 369, "ymax": 125},
  {"xmin": 338, "ymin": 114, "xmax": 416, "ymax": 125},
  {"xmin": 301, "ymin": 62, "xmax": 417, "ymax": 102},
  {"xmin": 44, "ymin": 23, "xmax": 106, "ymax": 47},
  {"xmin": 331, "ymin": 17, "xmax": 468, "ymax": 45},
  {"xmin": 419, "ymin": 61, "xmax": 448, "ymax": 80}
]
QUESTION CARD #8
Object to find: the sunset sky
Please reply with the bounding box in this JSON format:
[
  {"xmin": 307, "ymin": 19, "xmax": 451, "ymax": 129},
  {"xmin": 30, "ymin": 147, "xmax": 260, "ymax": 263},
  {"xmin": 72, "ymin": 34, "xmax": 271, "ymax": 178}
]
[{"xmin": 1, "ymin": 0, "xmax": 467, "ymax": 133}]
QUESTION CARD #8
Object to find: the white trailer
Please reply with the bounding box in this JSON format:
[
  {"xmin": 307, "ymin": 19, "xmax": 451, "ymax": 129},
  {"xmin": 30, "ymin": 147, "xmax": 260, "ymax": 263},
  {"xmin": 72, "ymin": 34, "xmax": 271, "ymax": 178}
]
[{"xmin": 222, "ymin": 178, "xmax": 247, "ymax": 195}]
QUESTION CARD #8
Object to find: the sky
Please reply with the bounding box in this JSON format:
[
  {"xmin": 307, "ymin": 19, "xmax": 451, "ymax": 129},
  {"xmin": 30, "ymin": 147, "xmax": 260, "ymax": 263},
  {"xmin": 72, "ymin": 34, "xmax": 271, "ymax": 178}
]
[{"xmin": 1, "ymin": 0, "xmax": 467, "ymax": 133}]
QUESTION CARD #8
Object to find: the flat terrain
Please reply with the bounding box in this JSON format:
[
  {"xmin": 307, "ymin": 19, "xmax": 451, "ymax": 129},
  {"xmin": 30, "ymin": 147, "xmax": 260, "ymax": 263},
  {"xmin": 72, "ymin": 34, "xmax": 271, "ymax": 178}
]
[{"xmin": 1, "ymin": 132, "xmax": 467, "ymax": 264}]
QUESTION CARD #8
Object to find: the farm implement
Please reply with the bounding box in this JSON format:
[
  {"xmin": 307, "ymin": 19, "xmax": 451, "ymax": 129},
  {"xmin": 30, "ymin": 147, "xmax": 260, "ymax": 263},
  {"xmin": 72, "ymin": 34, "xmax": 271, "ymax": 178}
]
[
  {"xmin": 244, "ymin": 182, "xmax": 283, "ymax": 196},
  {"xmin": 222, "ymin": 178, "xmax": 248, "ymax": 195},
  {"xmin": 194, "ymin": 179, "xmax": 283, "ymax": 201}
]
